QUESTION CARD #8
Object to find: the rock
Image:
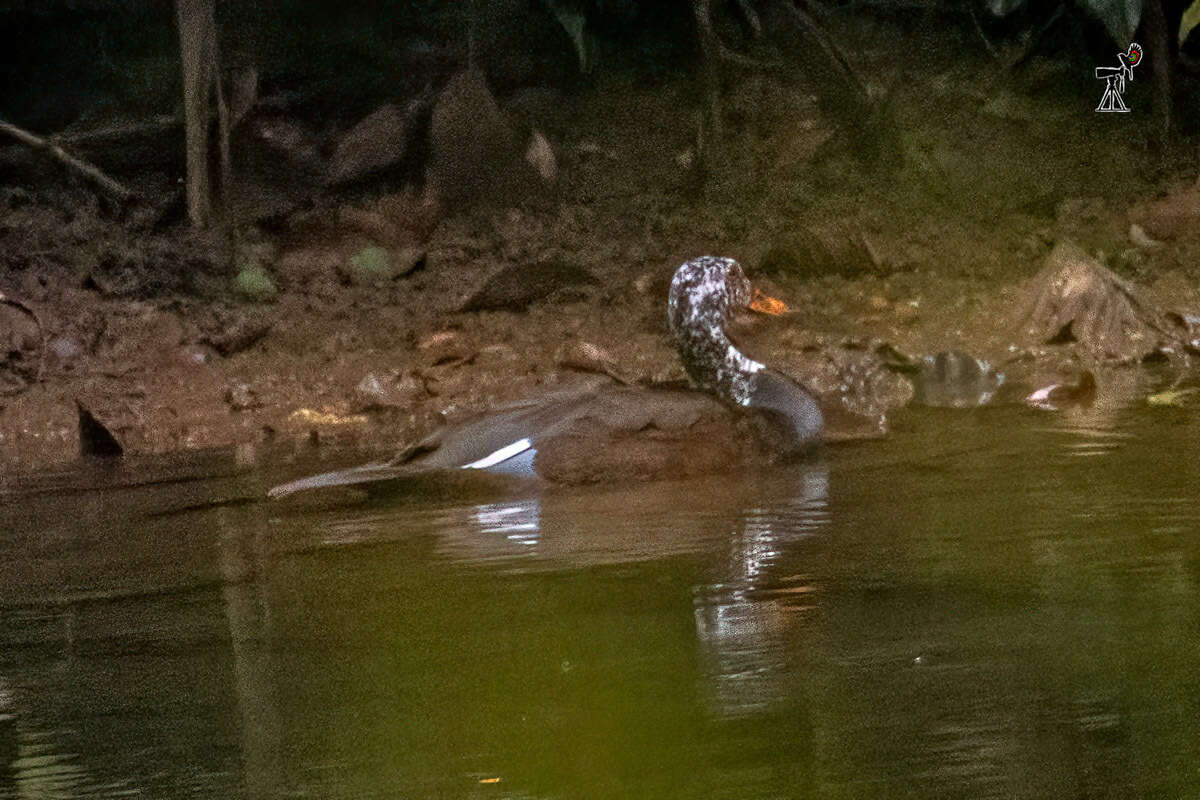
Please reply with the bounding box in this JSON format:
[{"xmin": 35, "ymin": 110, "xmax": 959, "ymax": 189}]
[
  {"xmin": 912, "ymin": 351, "xmax": 1004, "ymax": 408},
  {"xmin": 337, "ymin": 207, "xmax": 401, "ymax": 245},
  {"xmin": 427, "ymin": 69, "xmax": 519, "ymax": 210},
  {"xmin": 1129, "ymin": 223, "xmax": 1163, "ymax": 249},
  {"xmin": 525, "ymin": 128, "xmax": 557, "ymax": 182},
  {"xmin": 423, "ymin": 366, "xmax": 471, "ymax": 398},
  {"xmin": 328, "ymin": 103, "xmax": 410, "ymax": 186},
  {"xmin": 224, "ymin": 382, "xmax": 262, "ymax": 411},
  {"xmin": 633, "ymin": 272, "xmax": 655, "ymax": 296},
  {"xmin": 354, "ymin": 371, "xmax": 425, "ymax": 411},
  {"xmin": 377, "ymin": 189, "xmax": 443, "ymax": 243},
  {"xmin": 506, "ymin": 86, "xmax": 562, "ymax": 125},
  {"xmin": 459, "ymin": 259, "xmax": 597, "ymax": 312},
  {"xmin": 418, "ymin": 330, "xmax": 471, "ymax": 366},
  {"xmin": 393, "ymin": 247, "xmax": 427, "ymax": 277},
  {"xmin": 201, "ymin": 310, "xmax": 273, "ymax": 357},
  {"xmin": 49, "ymin": 337, "xmax": 81, "ymax": 361},
  {"xmin": 179, "ymin": 344, "xmax": 218, "ymax": 366},
  {"xmin": 758, "ymin": 222, "xmax": 878, "ymax": 279},
  {"xmin": 476, "ymin": 343, "xmax": 518, "ymax": 365},
  {"xmin": 0, "ymin": 303, "xmax": 41, "ymax": 355},
  {"xmin": 76, "ymin": 401, "xmax": 123, "ymax": 458},
  {"xmin": 1129, "ymin": 178, "xmax": 1200, "ymax": 241},
  {"xmin": 556, "ymin": 340, "xmax": 627, "ymax": 382}
]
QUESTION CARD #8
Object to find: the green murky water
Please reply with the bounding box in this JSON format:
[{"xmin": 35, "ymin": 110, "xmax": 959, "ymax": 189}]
[{"xmin": 1, "ymin": 403, "xmax": 1199, "ymax": 799}]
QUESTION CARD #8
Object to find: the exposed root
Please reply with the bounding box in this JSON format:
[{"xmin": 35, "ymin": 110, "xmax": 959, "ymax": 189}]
[
  {"xmin": 1015, "ymin": 241, "xmax": 1184, "ymax": 362},
  {"xmin": 0, "ymin": 289, "xmax": 46, "ymax": 386}
]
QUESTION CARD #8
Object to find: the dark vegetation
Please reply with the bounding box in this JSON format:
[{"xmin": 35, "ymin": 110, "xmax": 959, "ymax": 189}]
[{"xmin": 2, "ymin": 0, "xmax": 1200, "ymax": 467}]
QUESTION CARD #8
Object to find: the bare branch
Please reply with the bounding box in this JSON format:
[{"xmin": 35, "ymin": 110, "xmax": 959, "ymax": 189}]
[
  {"xmin": 694, "ymin": 0, "xmax": 782, "ymax": 71},
  {"xmin": 0, "ymin": 118, "xmax": 138, "ymax": 203}
]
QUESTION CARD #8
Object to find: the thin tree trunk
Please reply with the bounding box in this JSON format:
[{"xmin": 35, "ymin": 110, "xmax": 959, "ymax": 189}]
[
  {"xmin": 176, "ymin": 0, "xmax": 218, "ymax": 228},
  {"xmin": 1142, "ymin": 0, "xmax": 1175, "ymax": 144}
]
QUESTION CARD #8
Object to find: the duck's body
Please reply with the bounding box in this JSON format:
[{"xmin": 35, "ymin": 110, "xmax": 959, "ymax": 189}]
[{"xmin": 268, "ymin": 257, "xmax": 822, "ymax": 499}]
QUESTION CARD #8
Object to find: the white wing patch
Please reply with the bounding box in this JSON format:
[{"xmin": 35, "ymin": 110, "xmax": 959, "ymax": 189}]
[{"xmin": 461, "ymin": 437, "xmax": 534, "ymax": 470}]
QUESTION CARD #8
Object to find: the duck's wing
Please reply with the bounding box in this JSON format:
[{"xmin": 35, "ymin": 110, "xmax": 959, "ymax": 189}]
[
  {"xmin": 405, "ymin": 379, "xmax": 612, "ymax": 471},
  {"xmin": 266, "ymin": 378, "xmax": 613, "ymax": 499}
]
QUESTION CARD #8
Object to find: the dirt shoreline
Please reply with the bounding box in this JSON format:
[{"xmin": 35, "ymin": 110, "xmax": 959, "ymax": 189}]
[
  {"xmin": 2, "ymin": 226, "xmax": 1196, "ymax": 476},
  {"xmin": 4, "ymin": 54, "xmax": 1200, "ymax": 474}
]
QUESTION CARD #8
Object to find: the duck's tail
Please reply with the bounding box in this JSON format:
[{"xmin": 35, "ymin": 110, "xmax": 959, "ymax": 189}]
[{"xmin": 267, "ymin": 462, "xmax": 413, "ymax": 499}]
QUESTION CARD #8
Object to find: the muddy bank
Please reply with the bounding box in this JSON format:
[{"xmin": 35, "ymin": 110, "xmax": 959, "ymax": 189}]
[{"xmin": 4, "ymin": 22, "xmax": 1200, "ymax": 474}]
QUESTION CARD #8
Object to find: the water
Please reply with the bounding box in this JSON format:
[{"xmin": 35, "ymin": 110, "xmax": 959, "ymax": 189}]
[{"xmin": 1, "ymin": 403, "xmax": 1199, "ymax": 799}]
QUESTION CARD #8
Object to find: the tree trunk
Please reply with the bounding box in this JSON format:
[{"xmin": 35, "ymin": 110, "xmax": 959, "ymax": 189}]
[
  {"xmin": 1142, "ymin": 0, "xmax": 1175, "ymax": 144},
  {"xmin": 176, "ymin": 0, "xmax": 218, "ymax": 228}
]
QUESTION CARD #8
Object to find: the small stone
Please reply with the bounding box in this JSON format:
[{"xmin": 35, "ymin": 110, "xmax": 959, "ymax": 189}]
[
  {"xmin": 556, "ymin": 340, "xmax": 625, "ymax": 381},
  {"xmin": 179, "ymin": 344, "xmax": 218, "ymax": 365},
  {"xmin": 394, "ymin": 247, "xmax": 427, "ymax": 277},
  {"xmin": 329, "ymin": 103, "xmax": 411, "ymax": 186},
  {"xmin": 476, "ymin": 343, "xmax": 517, "ymax": 364},
  {"xmin": 427, "ymin": 68, "xmax": 518, "ymax": 210},
  {"xmin": 224, "ymin": 382, "xmax": 261, "ymax": 411},
  {"xmin": 1129, "ymin": 223, "xmax": 1163, "ymax": 249},
  {"xmin": 459, "ymin": 259, "xmax": 596, "ymax": 312},
  {"xmin": 868, "ymin": 295, "xmax": 889, "ymax": 311},
  {"xmin": 424, "ymin": 367, "xmax": 470, "ymax": 398},
  {"xmin": 50, "ymin": 337, "xmax": 81, "ymax": 361},
  {"xmin": 418, "ymin": 330, "xmax": 471, "ymax": 366},
  {"xmin": 354, "ymin": 371, "xmax": 425, "ymax": 411},
  {"xmin": 525, "ymin": 128, "xmax": 556, "ymax": 183},
  {"xmin": 202, "ymin": 311, "xmax": 273, "ymax": 357}
]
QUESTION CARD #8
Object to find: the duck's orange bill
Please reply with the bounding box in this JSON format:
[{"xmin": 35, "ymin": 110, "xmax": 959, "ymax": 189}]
[{"xmin": 750, "ymin": 289, "xmax": 789, "ymax": 315}]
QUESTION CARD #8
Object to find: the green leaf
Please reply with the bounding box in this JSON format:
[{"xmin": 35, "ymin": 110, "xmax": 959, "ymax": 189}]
[
  {"xmin": 233, "ymin": 264, "xmax": 278, "ymax": 302},
  {"xmin": 349, "ymin": 246, "xmax": 392, "ymax": 285},
  {"xmin": 1147, "ymin": 387, "xmax": 1200, "ymax": 406},
  {"xmin": 1180, "ymin": 0, "xmax": 1200, "ymax": 44}
]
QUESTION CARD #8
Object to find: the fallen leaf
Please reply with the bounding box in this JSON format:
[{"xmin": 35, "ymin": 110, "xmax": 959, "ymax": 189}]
[
  {"xmin": 288, "ymin": 408, "xmax": 369, "ymax": 426},
  {"xmin": 1147, "ymin": 387, "xmax": 1200, "ymax": 406}
]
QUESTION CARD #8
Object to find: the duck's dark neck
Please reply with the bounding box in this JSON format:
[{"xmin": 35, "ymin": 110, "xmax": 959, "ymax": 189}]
[{"xmin": 744, "ymin": 367, "xmax": 823, "ymax": 452}]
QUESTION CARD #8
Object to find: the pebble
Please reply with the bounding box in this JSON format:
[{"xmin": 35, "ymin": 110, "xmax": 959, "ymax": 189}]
[
  {"xmin": 418, "ymin": 330, "xmax": 471, "ymax": 366},
  {"xmin": 224, "ymin": 383, "xmax": 261, "ymax": 411},
  {"xmin": 50, "ymin": 337, "xmax": 81, "ymax": 361},
  {"xmin": 354, "ymin": 371, "xmax": 425, "ymax": 410}
]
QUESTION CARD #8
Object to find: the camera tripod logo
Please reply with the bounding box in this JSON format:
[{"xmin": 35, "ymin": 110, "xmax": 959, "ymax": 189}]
[{"xmin": 1095, "ymin": 43, "xmax": 1142, "ymax": 113}]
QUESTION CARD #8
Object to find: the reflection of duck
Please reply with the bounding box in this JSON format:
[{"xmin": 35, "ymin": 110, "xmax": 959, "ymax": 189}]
[{"xmin": 268, "ymin": 257, "xmax": 823, "ymax": 498}]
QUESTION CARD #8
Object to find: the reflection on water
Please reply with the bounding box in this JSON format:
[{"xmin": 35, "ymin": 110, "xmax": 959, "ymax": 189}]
[
  {"xmin": 694, "ymin": 466, "xmax": 829, "ymax": 719},
  {"xmin": 1, "ymin": 406, "xmax": 1199, "ymax": 798}
]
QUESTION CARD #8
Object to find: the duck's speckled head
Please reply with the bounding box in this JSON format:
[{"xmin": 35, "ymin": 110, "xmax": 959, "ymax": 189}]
[{"xmin": 668, "ymin": 256, "xmax": 763, "ymax": 406}]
